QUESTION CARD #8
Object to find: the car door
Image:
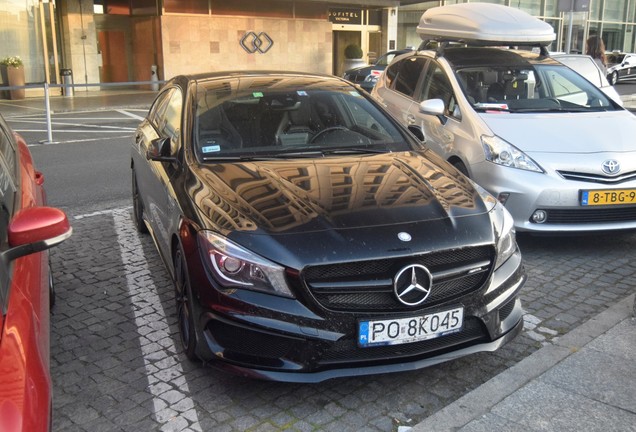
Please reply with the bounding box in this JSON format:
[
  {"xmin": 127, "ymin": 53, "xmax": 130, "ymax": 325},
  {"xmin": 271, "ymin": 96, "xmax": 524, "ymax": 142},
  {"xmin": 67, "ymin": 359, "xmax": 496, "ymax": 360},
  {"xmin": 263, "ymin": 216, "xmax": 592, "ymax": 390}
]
[
  {"xmin": 622, "ymin": 54, "xmax": 636, "ymax": 80},
  {"xmin": 135, "ymin": 86, "xmax": 185, "ymax": 257},
  {"xmin": 405, "ymin": 59, "xmax": 464, "ymax": 165},
  {"xmin": 374, "ymin": 56, "xmax": 427, "ymax": 126}
]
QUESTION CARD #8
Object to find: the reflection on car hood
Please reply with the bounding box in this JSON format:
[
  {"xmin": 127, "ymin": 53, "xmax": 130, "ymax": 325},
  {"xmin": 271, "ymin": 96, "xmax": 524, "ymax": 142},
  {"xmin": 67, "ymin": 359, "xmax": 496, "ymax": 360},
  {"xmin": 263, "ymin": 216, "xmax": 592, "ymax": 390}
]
[
  {"xmin": 189, "ymin": 152, "xmax": 495, "ymax": 261},
  {"xmin": 483, "ymin": 111, "xmax": 636, "ymax": 153}
]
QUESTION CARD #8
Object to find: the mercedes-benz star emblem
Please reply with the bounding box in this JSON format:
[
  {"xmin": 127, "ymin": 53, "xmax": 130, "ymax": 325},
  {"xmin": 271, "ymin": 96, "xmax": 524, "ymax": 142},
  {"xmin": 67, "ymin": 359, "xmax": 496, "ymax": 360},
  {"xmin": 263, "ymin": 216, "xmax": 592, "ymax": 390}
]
[
  {"xmin": 398, "ymin": 232, "xmax": 412, "ymax": 242},
  {"xmin": 601, "ymin": 159, "xmax": 621, "ymax": 175},
  {"xmin": 394, "ymin": 264, "xmax": 433, "ymax": 306}
]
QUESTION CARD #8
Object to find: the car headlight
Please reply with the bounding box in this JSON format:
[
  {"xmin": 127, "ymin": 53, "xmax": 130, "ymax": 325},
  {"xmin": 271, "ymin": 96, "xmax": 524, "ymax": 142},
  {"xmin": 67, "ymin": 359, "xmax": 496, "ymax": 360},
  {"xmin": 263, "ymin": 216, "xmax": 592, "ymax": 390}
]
[
  {"xmin": 198, "ymin": 231, "xmax": 294, "ymax": 298},
  {"xmin": 481, "ymin": 135, "xmax": 543, "ymax": 173},
  {"xmin": 474, "ymin": 183, "xmax": 517, "ymax": 269}
]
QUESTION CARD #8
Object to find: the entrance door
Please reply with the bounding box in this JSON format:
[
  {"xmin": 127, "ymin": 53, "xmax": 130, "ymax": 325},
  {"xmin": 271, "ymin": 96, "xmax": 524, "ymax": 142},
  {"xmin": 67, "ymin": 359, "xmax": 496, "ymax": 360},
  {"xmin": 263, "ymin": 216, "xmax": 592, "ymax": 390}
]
[
  {"xmin": 98, "ymin": 30, "xmax": 129, "ymax": 83},
  {"xmin": 333, "ymin": 30, "xmax": 362, "ymax": 76}
]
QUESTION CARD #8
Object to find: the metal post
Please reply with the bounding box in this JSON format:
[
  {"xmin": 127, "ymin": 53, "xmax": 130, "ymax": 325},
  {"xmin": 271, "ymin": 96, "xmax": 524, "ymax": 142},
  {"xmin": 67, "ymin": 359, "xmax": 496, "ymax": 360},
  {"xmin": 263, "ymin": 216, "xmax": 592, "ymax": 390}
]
[
  {"xmin": 565, "ymin": 0, "xmax": 574, "ymax": 53},
  {"xmin": 44, "ymin": 82, "xmax": 53, "ymax": 144}
]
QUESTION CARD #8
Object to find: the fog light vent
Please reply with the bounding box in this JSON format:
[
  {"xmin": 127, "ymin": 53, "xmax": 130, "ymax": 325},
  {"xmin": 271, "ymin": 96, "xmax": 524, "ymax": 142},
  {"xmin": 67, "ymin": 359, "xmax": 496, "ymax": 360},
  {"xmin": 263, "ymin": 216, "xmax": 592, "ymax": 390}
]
[{"xmin": 531, "ymin": 210, "xmax": 547, "ymax": 224}]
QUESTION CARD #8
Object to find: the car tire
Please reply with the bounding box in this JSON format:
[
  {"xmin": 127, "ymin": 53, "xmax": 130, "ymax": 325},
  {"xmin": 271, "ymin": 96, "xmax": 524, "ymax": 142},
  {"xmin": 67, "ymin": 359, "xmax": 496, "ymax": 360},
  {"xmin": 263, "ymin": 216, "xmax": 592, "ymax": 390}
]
[
  {"xmin": 174, "ymin": 247, "xmax": 198, "ymax": 361},
  {"xmin": 132, "ymin": 169, "xmax": 148, "ymax": 234},
  {"xmin": 609, "ymin": 71, "xmax": 619, "ymax": 85}
]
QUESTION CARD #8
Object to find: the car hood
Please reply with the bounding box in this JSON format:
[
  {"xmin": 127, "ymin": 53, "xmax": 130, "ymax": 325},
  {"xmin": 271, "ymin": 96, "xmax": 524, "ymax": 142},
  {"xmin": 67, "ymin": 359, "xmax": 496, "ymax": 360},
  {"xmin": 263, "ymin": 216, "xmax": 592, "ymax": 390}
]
[
  {"xmin": 482, "ymin": 111, "xmax": 636, "ymax": 153},
  {"xmin": 190, "ymin": 152, "xmax": 496, "ymax": 265}
]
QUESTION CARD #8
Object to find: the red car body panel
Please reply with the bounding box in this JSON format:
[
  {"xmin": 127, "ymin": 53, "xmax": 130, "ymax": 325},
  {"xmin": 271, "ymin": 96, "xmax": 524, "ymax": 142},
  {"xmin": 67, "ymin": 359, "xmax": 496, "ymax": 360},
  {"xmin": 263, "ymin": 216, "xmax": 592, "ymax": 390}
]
[{"xmin": 0, "ymin": 133, "xmax": 53, "ymax": 432}]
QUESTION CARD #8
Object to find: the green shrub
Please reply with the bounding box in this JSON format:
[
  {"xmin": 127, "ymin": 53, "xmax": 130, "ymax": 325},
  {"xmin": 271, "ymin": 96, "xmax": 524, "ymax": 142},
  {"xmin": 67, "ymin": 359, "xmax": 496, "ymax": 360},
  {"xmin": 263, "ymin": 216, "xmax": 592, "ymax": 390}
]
[{"xmin": 344, "ymin": 44, "xmax": 363, "ymax": 59}]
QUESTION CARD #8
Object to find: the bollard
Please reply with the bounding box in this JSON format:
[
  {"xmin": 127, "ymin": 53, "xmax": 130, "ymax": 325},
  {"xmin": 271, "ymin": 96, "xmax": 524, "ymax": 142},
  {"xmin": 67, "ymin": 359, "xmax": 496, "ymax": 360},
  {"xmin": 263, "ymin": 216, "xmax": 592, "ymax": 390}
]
[{"xmin": 60, "ymin": 68, "xmax": 74, "ymax": 97}]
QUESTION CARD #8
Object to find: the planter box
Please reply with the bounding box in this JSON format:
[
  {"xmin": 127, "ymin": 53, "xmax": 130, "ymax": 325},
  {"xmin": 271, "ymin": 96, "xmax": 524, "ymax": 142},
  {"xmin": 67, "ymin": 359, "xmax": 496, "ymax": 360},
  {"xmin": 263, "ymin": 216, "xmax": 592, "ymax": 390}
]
[{"xmin": 1, "ymin": 65, "xmax": 25, "ymax": 100}]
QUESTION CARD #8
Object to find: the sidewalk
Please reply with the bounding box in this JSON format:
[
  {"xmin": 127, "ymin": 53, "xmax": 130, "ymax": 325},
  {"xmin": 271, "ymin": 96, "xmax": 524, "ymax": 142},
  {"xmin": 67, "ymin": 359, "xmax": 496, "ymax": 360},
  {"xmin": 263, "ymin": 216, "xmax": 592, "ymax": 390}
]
[
  {"xmin": 0, "ymin": 89, "xmax": 157, "ymax": 118},
  {"xmin": 412, "ymin": 294, "xmax": 636, "ymax": 432}
]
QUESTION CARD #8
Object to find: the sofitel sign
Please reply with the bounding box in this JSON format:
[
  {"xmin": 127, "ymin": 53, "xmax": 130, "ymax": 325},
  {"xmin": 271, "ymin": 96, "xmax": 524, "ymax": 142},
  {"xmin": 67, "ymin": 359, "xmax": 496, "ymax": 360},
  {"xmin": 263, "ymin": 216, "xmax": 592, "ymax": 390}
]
[{"xmin": 329, "ymin": 8, "xmax": 363, "ymax": 25}]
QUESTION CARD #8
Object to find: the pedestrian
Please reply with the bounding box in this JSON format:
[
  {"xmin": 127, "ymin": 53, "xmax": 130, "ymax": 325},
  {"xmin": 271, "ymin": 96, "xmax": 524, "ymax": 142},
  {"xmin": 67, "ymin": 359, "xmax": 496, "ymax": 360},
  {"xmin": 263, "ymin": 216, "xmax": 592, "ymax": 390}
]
[{"xmin": 586, "ymin": 35, "xmax": 607, "ymax": 74}]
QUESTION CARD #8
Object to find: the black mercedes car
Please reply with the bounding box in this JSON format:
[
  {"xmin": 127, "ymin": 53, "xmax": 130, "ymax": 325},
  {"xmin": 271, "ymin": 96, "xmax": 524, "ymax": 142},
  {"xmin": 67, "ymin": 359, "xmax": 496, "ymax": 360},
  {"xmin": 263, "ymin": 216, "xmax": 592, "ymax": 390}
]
[
  {"xmin": 131, "ymin": 71, "xmax": 526, "ymax": 382},
  {"xmin": 343, "ymin": 49, "xmax": 412, "ymax": 91}
]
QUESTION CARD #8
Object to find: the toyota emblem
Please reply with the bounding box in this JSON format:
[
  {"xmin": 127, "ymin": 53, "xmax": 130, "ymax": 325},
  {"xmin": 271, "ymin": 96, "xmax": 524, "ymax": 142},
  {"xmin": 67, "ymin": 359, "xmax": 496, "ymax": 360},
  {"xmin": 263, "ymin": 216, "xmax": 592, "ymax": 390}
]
[
  {"xmin": 394, "ymin": 264, "xmax": 433, "ymax": 306},
  {"xmin": 601, "ymin": 159, "xmax": 621, "ymax": 175}
]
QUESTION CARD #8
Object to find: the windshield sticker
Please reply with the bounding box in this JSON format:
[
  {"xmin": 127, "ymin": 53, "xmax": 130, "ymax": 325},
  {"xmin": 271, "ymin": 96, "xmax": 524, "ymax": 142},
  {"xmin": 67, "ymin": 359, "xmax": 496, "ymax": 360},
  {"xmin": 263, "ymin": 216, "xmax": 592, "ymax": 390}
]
[
  {"xmin": 201, "ymin": 145, "xmax": 221, "ymax": 153},
  {"xmin": 475, "ymin": 103, "xmax": 509, "ymax": 109},
  {"xmin": 252, "ymin": 92, "xmax": 264, "ymax": 98},
  {"xmin": 349, "ymin": 91, "xmax": 362, "ymax": 97},
  {"xmin": 297, "ymin": 91, "xmax": 308, "ymax": 96}
]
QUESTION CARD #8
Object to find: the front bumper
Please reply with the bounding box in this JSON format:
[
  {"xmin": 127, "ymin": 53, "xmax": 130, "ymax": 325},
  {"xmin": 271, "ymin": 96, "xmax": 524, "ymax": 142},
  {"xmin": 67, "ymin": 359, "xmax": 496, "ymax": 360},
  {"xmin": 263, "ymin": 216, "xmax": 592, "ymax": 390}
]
[
  {"xmin": 191, "ymin": 249, "xmax": 526, "ymax": 382},
  {"xmin": 471, "ymin": 160, "xmax": 636, "ymax": 233}
]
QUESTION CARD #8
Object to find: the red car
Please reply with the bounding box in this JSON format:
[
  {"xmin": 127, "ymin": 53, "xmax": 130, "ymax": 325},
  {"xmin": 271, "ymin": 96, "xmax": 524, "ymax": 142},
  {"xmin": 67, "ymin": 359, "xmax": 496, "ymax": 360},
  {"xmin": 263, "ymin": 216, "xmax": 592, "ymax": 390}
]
[{"xmin": 0, "ymin": 113, "xmax": 71, "ymax": 431}]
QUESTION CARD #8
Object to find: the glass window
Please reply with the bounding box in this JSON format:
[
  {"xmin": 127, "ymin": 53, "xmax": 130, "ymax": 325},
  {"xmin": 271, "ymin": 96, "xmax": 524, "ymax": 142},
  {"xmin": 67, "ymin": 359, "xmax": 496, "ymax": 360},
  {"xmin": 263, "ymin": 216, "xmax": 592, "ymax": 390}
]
[
  {"xmin": 158, "ymin": 89, "xmax": 183, "ymax": 155},
  {"xmin": 195, "ymin": 79, "xmax": 411, "ymax": 158},
  {"xmin": 394, "ymin": 57, "xmax": 426, "ymax": 98},
  {"xmin": 211, "ymin": 0, "xmax": 293, "ymax": 18},
  {"xmin": 417, "ymin": 63, "xmax": 457, "ymax": 117}
]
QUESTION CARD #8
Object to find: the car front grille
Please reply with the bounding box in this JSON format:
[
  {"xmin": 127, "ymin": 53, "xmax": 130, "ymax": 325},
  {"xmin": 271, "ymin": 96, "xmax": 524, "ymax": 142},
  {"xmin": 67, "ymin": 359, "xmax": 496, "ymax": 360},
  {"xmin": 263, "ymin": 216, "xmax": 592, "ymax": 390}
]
[
  {"xmin": 302, "ymin": 246, "xmax": 494, "ymax": 312},
  {"xmin": 319, "ymin": 317, "xmax": 488, "ymax": 364},
  {"xmin": 557, "ymin": 170, "xmax": 636, "ymax": 184},
  {"xmin": 545, "ymin": 206, "xmax": 636, "ymax": 224}
]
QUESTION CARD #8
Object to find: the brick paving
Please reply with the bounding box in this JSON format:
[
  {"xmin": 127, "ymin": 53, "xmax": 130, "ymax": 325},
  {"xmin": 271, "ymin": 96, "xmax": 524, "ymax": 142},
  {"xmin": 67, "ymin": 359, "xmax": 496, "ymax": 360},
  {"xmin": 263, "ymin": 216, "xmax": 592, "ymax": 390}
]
[{"xmin": 50, "ymin": 207, "xmax": 636, "ymax": 431}]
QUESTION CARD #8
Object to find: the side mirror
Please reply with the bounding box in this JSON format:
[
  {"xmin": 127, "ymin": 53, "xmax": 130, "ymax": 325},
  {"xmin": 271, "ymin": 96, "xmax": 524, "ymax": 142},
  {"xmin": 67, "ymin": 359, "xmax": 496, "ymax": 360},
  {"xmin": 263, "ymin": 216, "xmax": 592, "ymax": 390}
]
[
  {"xmin": 419, "ymin": 99, "xmax": 447, "ymax": 125},
  {"xmin": 3, "ymin": 207, "xmax": 72, "ymax": 262},
  {"xmin": 146, "ymin": 137, "xmax": 177, "ymax": 163}
]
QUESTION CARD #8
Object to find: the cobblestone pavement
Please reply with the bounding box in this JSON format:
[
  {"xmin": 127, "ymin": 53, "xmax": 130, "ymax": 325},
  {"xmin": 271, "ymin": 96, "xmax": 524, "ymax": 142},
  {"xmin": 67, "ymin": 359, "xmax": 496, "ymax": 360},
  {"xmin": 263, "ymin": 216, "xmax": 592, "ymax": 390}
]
[{"xmin": 50, "ymin": 206, "xmax": 636, "ymax": 432}]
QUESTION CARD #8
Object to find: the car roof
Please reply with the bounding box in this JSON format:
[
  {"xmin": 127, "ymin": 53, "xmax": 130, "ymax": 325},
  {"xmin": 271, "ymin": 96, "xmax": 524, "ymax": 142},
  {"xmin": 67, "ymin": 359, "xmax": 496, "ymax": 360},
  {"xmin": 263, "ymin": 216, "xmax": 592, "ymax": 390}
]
[
  {"xmin": 436, "ymin": 47, "xmax": 561, "ymax": 68},
  {"xmin": 171, "ymin": 71, "xmax": 354, "ymax": 91}
]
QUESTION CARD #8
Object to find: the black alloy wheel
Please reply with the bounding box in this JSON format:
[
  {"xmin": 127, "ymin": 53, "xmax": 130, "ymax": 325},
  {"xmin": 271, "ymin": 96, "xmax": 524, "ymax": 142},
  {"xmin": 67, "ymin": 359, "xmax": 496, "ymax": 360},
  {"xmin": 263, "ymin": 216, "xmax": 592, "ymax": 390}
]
[
  {"xmin": 609, "ymin": 71, "xmax": 619, "ymax": 85},
  {"xmin": 132, "ymin": 169, "xmax": 148, "ymax": 233},
  {"xmin": 174, "ymin": 247, "xmax": 198, "ymax": 360}
]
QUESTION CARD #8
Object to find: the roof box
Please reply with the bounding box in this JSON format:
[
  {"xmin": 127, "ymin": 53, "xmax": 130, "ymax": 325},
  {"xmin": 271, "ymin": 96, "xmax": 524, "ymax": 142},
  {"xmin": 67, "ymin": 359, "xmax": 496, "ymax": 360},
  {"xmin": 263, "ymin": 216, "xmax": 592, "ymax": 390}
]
[{"xmin": 417, "ymin": 3, "xmax": 556, "ymax": 47}]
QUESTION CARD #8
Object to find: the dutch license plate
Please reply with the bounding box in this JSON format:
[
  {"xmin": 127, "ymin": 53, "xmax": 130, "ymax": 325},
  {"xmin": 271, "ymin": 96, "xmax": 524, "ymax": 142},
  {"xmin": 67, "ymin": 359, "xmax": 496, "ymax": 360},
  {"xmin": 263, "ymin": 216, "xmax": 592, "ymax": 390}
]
[
  {"xmin": 581, "ymin": 189, "xmax": 636, "ymax": 206},
  {"xmin": 358, "ymin": 307, "xmax": 464, "ymax": 347}
]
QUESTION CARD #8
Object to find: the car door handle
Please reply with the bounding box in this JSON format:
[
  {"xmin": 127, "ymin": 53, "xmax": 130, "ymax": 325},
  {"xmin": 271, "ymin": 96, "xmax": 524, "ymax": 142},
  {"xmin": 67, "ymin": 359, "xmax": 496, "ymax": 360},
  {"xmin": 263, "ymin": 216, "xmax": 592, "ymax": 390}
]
[{"xmin": 406, "ymin": 114, "xmax": 416, "ymax": 125}]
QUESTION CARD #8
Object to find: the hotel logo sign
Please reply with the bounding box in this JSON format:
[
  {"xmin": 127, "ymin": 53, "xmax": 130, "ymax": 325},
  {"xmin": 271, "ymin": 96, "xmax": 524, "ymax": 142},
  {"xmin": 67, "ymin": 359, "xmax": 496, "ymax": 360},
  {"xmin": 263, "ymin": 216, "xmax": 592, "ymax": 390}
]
[
  {"xmin": 240, "ymin": 31, "xmax": 274, "ymax": 54},
  {"xmin": 329, "ymin": 8, "xmax": 363, "ymax": 25}
]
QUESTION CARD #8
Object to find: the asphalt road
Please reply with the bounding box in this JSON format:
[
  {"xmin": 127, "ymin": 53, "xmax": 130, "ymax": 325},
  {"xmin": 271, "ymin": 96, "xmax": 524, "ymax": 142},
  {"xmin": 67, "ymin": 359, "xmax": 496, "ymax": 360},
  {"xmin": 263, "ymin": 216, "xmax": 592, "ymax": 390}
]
[{"xmin": 7, "ymin": 107, "xmax": 636, "ymax": 431}]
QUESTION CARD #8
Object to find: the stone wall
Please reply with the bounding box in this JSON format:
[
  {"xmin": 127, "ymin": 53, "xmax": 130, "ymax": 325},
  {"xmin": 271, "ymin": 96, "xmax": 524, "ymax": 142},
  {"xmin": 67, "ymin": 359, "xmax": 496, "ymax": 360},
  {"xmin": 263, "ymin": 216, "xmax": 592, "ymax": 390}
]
[{"xmin": 160, "ymin": 15, "xmax": 333, "ymax": 80}]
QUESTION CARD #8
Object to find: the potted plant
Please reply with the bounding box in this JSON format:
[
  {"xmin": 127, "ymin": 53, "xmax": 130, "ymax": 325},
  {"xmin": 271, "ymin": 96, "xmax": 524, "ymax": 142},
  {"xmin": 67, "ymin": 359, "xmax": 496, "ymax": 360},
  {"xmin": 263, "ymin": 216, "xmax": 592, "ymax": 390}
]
[
  {"xmin": 342, "ymin": 44, "xmax": 367, "ymax": 75},
  {"xmin": 1, "ymin": 56, "xmax": 25, "ymax": 100}
]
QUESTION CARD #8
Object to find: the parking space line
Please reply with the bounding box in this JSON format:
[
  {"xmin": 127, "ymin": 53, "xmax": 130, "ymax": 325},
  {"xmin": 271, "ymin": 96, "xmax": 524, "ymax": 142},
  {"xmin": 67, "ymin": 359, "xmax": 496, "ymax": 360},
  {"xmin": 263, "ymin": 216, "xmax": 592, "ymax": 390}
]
[
  {"xmin": 111, "ymin": 208, "xmax": 202, "ymax": 431},
  {"xmin": 117, "ymin": 109, "xmax": 146, "ymax": 121}
]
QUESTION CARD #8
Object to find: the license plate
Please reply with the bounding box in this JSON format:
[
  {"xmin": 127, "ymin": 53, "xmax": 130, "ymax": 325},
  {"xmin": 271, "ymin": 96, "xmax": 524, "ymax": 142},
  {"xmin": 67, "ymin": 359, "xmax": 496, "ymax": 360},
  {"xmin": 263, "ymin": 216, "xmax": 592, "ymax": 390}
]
[
  {"xmin": 581, "ymin": 189, "xmax": 636, "ymax": 206},
  {"xmin": 358, "ymin": 307, "xmax": 464, "ymax": 347}
]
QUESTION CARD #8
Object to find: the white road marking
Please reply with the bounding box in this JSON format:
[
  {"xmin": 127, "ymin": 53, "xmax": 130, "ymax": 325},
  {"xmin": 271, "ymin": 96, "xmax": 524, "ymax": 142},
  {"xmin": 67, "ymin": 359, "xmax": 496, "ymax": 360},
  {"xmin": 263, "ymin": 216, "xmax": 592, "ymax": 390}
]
[
  {"xmin": 107, "ymin": 207, "xmax": 202, "ymax": 432},
  {"xmin": 117, "ymin": 109, "xmax": 146, "ymax": 121}
]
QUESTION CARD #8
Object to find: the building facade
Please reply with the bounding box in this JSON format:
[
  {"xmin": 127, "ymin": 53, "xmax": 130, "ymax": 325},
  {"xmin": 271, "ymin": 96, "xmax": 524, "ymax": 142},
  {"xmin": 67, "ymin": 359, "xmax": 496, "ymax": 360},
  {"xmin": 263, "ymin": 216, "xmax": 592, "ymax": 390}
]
[
  {"xmin": 0, "ymin": 0, "xmax": 398, "ymax": 97},
  {"xmin": 397, "ymin": 0, "xmax": 636, "ymax": 54},
  {"xmin": 0, "ymin": 0, "xmax": 634, "ymax": 98}
]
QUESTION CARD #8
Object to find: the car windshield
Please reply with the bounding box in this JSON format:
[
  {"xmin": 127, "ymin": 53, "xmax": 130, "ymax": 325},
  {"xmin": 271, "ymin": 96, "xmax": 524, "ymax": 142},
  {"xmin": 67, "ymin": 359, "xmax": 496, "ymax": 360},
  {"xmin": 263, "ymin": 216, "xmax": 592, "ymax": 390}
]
[
  {"xmin": 195, "ymin": 78, "xmax": 412, "ymax": 160},
  {"xmin": 455, "ymin": 63, "xmax": 618, "ymax": 113}
]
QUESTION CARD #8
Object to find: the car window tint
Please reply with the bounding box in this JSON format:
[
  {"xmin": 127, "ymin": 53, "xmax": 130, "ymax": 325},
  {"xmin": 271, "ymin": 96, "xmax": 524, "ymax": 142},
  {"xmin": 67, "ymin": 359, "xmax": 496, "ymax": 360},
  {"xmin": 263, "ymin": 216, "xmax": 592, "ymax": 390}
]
[
  {"xmin": 148, "ymin": 88, "xmax": 174, "ymax": 129},
  {"xmin": 195, "ymin": 83, "xmax": 410, "ymax": 157},
  {"xmin": 394, "ymin": 57, "xmax": 426, "ymax": 98},
  {"xmin": 0, "ymin": 122, "xmax": 17, "ymax": 217},
  {"xmin": 385, "ymin": 61, "xmax": 400, "ymax": 88},
  {"xmin": 418, "ymin": 63, "xmax": 458, "ymax": 117}
]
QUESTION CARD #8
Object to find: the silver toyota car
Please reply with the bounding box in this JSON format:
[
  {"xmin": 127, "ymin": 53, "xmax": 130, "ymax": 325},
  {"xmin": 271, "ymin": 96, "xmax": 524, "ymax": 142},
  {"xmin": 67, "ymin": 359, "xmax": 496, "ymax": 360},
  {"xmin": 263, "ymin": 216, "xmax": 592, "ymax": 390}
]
[{"xmin": 372, "ymin": 3, "xmax": 636, "ymax": 233}]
